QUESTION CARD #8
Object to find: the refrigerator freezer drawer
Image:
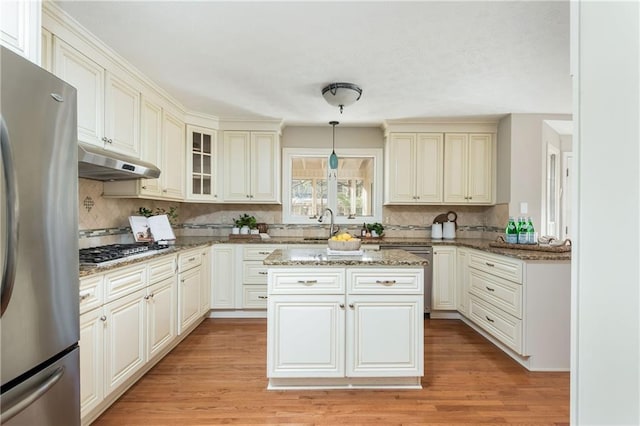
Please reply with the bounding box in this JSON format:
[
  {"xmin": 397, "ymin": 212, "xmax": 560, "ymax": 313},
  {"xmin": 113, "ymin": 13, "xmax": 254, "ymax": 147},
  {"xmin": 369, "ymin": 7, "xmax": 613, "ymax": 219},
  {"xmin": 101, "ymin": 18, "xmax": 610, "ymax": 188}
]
[{"xmin": 0, "ymin": 347, "xmax": 80, "ymax": 426}]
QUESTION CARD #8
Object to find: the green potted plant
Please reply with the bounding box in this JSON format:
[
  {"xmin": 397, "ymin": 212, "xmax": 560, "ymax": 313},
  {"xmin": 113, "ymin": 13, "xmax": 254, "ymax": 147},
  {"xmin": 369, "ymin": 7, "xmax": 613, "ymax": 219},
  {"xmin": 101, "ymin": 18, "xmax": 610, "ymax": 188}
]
[
  {"xmin": 366, "ymin": 222, "xmax": 385, "ymax": 238},
  {"xmin": 234, "ymin": 214, "xmax": 257, "ymax": 235}
]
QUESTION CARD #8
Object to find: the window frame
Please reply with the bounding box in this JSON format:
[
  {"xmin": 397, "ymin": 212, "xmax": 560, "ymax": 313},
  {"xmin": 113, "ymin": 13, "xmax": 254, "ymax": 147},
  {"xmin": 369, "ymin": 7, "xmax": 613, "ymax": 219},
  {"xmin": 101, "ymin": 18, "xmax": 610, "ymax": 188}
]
[{"xmin": 282, "ymin": 147, "xmax": 383, "ymax": 225}]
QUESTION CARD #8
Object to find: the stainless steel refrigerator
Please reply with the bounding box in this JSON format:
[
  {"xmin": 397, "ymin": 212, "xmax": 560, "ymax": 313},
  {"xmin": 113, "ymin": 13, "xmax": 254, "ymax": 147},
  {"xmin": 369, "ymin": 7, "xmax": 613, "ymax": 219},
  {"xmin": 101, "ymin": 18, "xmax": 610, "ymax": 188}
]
[{"xmin": 1, "ymin": 46, "xmax": 80, "ymax": 425}]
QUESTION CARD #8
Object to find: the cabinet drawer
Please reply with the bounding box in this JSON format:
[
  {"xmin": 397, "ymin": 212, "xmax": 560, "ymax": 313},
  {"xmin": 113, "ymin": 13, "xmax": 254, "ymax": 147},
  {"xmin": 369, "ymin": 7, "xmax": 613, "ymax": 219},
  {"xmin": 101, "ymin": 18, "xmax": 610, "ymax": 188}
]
[
  {"xmin": 79, "ymin": 274, "xmax": 104, "ymax": 314},
  {"xmin": 468, "ymin": 269, "xmax": 522, "ymax": 319},
  {"xmin": 243, "ymin": 285, "xmax": 268, "ymax": 309},
  {"xmin": 347, "ymin": 269, "xmax": 423, "ymax": 294},
  {"xmin": 468, "ymin": 250, "xmax": 523, "ymax": 283},
  {"xmin": 469, "ymin": 294, "xmax": 523, "ymax": 354},
  {"xmin": 243, "ymin": 261, "xmax": 269, "ymax": 284},
  {"xmin": 148, "ymin": 255, "xmax": 177, "ymax": 284},
  {"xmin": 269, "ymin": 269, "xmax": 345, "ymax": 294},
  {"xmin": 104, "ymin": 264, "xmax": 146, "ymax": 303},
  {"xmin": 178, "ymin": 249, "xmax": 202, "ymax": 273},
  {"xmin": 243, "ymin": 245, "xmax": 281, "ymax": 261}
]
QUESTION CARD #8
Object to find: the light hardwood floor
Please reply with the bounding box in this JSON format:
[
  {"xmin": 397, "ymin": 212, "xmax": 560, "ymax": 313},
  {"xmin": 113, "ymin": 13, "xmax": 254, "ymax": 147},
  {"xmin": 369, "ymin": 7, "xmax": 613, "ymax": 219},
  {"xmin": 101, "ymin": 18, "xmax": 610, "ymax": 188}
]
[{"xmin": 93, "ymin": 318, "xmax": 569, "ymax": 425}]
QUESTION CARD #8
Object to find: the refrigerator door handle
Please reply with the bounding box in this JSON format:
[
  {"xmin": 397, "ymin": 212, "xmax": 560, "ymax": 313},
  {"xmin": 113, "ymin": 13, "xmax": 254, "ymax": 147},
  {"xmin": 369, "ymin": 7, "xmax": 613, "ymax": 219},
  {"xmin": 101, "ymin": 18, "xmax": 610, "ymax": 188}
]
[
  {"xmin": 0, "ymin": 366, "xmax": 64, "ymax": 424},
  {"xmin": 0, "ymin": 116, "xmax": 19, "ymax": 317}
]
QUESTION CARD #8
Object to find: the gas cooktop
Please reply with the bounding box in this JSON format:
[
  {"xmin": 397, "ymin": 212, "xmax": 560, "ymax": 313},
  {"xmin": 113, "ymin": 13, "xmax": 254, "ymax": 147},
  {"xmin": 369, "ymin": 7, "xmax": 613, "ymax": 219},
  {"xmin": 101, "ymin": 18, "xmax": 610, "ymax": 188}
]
[{"xmin": 79, "ymin": 243, "xmax": 170, "ymax": 267}]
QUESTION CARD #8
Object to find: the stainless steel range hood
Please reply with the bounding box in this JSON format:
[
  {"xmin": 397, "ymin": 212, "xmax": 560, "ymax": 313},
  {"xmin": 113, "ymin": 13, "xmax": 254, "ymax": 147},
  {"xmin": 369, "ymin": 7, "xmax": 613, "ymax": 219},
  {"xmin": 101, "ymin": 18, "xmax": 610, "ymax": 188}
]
[{"xmin": 78, "ymin": 143, "xmax": 161, "ymax": 181}]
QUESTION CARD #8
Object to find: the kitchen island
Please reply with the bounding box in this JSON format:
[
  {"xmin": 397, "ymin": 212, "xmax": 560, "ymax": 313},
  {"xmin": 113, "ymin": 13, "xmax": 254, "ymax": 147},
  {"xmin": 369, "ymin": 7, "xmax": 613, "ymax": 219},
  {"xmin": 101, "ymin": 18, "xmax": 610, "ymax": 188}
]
[{"xmin": 264, "ymin": 248, "xmax": 427, "ymax": 390}]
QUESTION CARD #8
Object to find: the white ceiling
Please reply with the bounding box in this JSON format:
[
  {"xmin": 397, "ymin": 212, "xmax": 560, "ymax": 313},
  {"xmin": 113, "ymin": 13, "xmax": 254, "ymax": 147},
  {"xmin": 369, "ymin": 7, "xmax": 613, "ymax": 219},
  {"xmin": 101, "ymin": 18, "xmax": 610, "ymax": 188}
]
[{"xmin": 56, "ymin": 1, "xmax": 571, "ymax": 126}]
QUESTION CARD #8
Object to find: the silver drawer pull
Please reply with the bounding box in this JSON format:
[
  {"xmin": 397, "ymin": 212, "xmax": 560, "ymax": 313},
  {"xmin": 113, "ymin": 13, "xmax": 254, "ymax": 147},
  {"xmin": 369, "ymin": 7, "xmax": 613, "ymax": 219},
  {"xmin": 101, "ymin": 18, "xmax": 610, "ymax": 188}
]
[
  {"xmin": 485, "ymin": 316, "xmax": 495, "ymax": 323},
  {"xmin": 485, "ymin": 262, "xmax": 495, "ymax": 267},
  {"xmin": 257, "ymin": 295, "xmax": 268, "ymax": 300},
  {"xmin": 258, "ymin": 251, "xmax": 271, "ymax": 255},
  {"xmin": 376, "ymin": 280, "xmax": 397, "ymax": 286},
  {"xmin": 297, "ymin": 280, "xmax": 318, "ymax": 285},
  {"xmin": 486, "ymin": 286, "xmax": 495, "ymax": 292},
  {"xmin": 258, "ymin": 271, "xmax": 268, "ymax": 275},
  {"xmin": 79, "ymin": 291, "xmax": 92, "ymax": 301},
  {"xmin": 188, "ymin": 257, "xmax": 196, "ymax": 262}
]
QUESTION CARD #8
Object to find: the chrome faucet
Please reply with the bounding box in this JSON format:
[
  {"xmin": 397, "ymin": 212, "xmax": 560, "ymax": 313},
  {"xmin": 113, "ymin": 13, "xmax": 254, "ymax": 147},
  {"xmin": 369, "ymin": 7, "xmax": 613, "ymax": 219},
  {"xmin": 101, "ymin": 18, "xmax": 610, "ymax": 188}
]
[{"xmin": 318, "ymin": 208, "xmax": 339, "ymax": 237}]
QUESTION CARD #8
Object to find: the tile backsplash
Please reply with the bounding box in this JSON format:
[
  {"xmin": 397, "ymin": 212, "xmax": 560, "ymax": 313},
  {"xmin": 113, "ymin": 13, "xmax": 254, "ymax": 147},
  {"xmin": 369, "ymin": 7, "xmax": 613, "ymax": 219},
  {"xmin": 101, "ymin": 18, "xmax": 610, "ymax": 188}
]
[{"xmin": 78, "ymin": 179, "xmax": 508, "ymax": 246}]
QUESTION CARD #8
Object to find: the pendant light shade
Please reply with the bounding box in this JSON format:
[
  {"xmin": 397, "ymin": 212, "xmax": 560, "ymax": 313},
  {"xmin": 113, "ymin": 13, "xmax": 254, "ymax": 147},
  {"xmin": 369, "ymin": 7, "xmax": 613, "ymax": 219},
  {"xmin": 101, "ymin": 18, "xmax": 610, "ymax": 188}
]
[
  {"xmin": 329, "ymin": 121, "xmax": 339, "ymax": 170},
  {"xmin": 322, "ymin": 82, "xmax": 362, "ymax": 114}
]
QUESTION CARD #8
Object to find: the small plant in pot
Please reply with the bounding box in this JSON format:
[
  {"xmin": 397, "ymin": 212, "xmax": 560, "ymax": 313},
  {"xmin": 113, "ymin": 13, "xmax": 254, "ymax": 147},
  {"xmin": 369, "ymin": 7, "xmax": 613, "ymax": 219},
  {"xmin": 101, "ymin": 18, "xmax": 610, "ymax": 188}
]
[
  {"xmin": 366, "ymin": 222, "xmax": 385, "ymax": 238},
  {"xmin": 234, "ymin": 214, "xmax": 257, "ymax": 235}
]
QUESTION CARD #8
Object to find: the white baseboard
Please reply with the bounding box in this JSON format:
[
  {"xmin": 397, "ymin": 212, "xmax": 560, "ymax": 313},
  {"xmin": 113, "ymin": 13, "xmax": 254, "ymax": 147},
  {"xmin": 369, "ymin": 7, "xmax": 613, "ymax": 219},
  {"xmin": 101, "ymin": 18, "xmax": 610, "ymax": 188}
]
[{"xmin": 209, "ymin": 310, "xmax": 267, "ymax": 319}]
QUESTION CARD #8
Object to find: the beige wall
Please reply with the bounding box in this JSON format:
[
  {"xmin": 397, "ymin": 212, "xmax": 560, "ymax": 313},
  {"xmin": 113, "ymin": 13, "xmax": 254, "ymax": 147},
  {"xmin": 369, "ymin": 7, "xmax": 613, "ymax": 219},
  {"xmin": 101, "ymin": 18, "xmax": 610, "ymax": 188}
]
[
  {"xmin": 282, "ymin": 125, "xmax": 384, "ymax": 149},
  {"xmin": 496, "ymin": 113, "xmax": 572, "ymax": 226}
]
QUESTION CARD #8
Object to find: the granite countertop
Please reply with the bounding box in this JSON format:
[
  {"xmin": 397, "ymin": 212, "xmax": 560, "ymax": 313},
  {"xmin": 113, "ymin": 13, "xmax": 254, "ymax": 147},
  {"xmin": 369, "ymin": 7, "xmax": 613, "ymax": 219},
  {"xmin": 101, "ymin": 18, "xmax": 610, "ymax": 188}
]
[
  {"xmin": 79, "ymin": 236, "xmax": 570, "ymax": 278},
  {"xmin": 263, "ymin": 248, "xmax": 429, "ymax": 267},
  {"xmin": 79, "ymin": 239, "xmax": 213, "ymax": 278}
]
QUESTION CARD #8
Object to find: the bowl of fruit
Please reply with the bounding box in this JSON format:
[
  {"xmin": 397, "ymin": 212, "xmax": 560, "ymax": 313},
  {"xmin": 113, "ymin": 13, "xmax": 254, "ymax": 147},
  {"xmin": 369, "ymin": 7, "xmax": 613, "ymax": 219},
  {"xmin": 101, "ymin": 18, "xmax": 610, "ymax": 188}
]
[{"xmin": 328, "ymin": 233, "xmax": 361, "ymax": 251}]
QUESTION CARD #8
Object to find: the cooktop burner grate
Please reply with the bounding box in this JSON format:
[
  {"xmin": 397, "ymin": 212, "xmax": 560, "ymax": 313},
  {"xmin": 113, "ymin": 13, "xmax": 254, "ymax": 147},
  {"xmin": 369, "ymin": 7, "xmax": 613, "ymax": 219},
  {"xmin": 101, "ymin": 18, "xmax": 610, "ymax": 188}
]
[{"xmin": 79, "ymin": 243, "xmax": 170, "ymax": 266}]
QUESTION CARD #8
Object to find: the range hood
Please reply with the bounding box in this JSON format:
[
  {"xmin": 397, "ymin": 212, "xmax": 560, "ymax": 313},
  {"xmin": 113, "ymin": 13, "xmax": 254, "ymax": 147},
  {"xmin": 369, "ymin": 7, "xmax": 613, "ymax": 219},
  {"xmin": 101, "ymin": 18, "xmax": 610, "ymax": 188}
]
[{"xmin": 78, "ymin": 143, "xmax": 161, "ymax": 181}]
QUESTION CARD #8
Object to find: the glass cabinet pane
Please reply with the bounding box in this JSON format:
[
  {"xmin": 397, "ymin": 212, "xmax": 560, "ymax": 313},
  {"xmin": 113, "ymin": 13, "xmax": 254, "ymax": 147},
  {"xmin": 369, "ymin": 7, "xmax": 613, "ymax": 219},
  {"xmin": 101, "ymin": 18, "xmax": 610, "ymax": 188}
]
[
  {"xmin": 193, "ymin": 153, "xmax": 201, "ymax": 173},
  {"xmin": 203, "ymin": 134, "xmax": 211, "ymax": 154},
  {"xmin": 203, "ymin": 176, "xmax": 211, "ymax": 195},
  {"xmin": 192, "ymin": 132, "xmax": 202, "ymax": 152},
  {"xmin": 192, "ymin": 176, "xmax": 201, "ymax": 194},
  {"xmin": 203, "ymin": 154, "xmax": 211, "ymax": 174}
]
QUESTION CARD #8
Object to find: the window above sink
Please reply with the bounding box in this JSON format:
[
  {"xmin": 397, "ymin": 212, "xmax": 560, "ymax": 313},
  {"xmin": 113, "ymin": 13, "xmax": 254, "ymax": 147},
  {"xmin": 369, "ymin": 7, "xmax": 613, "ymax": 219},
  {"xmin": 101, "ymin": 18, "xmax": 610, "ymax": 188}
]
[{"xmin": 282, "ymin": 148, "xmax": 383, "ymax": 225}]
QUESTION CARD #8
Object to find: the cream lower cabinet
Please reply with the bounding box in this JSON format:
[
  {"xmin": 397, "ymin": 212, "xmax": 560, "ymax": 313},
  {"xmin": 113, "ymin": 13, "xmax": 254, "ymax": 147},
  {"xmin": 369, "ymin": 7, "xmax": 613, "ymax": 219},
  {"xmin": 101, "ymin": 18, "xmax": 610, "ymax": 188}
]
[
  {"xmin": 79, "ymin": 307, "xmax": 105, "ymax": 419},
  {"xmin": 210, "ymin": 244, "xmax": 238, "ymax": 309},
  {"xmin": 432, "ymin": 246, "xmax": 457, "ymax": 310},
  {"xmin": 103, "ymin": 289, "xmax": 146, "ymax": 395},
  {"xmin": 242, "ymin": 245, "xmax": 280, "ymax": 309},
  {"xmin": 146, "ymin": 276, "xmax": 177, "ymax": 360},
  {"xmin": 267, "ymin": 267, "xmax": 423, "ymax": 388},
  {"xmin": 456, "ymin": 247, "xmax": 469, "ymax": 315},
  {"xmin": 177, "ymin": 249, "xmax": 203, "ymax": 334}
]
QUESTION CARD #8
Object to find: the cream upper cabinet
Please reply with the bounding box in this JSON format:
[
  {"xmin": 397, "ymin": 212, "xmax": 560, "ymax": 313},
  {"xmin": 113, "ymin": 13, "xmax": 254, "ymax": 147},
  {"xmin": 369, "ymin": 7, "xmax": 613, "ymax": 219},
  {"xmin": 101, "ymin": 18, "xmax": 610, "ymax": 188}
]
[
  {"xmin": 223, "ymin": 131, "xmax": 280, "ymax": 203},
  {"xmin": 186, "ymin": 126, "xmax": 218, "ymax": 202},
  {"xmin": 137, "ymin": 95, "xmax": 164, "ymax": 197},
  {"xmin": 385, "ymin": 133, "xmax": 443, "ymax": 204},
  {"xmin": 161, "ymin": 111, "xmax": 185, "ymax": 200},
  {"xmin": 443, "ymin": 133, "xmax": 494, "ymax": 204},
  {"xmin": 103, "ymin": 99, "xmax": 186, "ymax": 201},
  {"xmin": 104, "ymin": 71, "xmax": 141, "ymax": 157},
  {"xmin": 53, "ymin": 37, "xmax": 104, "ymax": 147},
  {"xmin": 53, "ymin": 37, "xmax": 141, "ymax": 157},
  {"xmin": 0, "ymin": 0, "xmax": 41, "ymax": 64},
  {"xmin": 40, "ymin": 28, "xmax": 52, "ymax": 72}
]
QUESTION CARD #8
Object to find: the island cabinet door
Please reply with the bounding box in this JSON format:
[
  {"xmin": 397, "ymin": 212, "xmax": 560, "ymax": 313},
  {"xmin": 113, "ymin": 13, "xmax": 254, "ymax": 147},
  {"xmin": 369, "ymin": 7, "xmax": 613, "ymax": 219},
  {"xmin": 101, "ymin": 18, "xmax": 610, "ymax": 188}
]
[
  {"xmin": 346, "ymin": 295, "xmax": 423, "ymax": 377},
  {"xmin": 267, "ymin": 295, "xmax": 345, "ymax": 378}
]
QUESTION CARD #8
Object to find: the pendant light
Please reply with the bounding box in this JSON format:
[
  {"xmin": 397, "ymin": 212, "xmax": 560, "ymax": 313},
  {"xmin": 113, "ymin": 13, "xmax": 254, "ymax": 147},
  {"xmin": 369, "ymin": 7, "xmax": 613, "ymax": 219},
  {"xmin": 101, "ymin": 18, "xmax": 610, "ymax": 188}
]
[{"xmin": 329, "ymin": 121, "xmax": 339, "ymax": 170}]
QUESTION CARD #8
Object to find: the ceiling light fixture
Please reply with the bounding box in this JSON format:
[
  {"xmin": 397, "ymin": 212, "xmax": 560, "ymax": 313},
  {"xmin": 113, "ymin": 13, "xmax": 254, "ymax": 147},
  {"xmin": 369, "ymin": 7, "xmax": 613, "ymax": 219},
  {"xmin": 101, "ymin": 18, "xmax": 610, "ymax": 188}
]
[
  {"xmin": 322, "ymin": 82, "xmax": 362, "ymax": 114},
  {"xmin": 329, "ymin": 121, "xmax": 339, "ymax": 170}
]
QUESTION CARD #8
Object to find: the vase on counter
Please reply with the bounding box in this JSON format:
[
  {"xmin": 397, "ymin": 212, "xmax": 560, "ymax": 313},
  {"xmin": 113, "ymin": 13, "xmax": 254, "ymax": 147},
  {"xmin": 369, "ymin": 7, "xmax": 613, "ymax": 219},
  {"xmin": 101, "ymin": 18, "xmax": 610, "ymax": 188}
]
[
  {"xmin": 240, "ymin": 226, "xmax": 250, "ymax": 235},
  {"xmin": 231, "ymin": 226, "xmax": 240, "ymax": 235}
]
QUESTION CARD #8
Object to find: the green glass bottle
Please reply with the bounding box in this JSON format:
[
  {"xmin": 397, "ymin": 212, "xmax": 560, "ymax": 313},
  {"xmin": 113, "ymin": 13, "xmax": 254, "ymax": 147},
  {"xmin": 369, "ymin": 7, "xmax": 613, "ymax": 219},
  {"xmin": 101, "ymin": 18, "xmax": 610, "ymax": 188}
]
[
  {"xmin": 517, "ymin": 216, "xmax": 528, "ymax": 244},
  {"xmin": 505, "ymin": 216, "xmax": 518, "ymax": 244},
  {"xmin": 526, "ymin": 217, "xmax": 536, "ymax": 244}
]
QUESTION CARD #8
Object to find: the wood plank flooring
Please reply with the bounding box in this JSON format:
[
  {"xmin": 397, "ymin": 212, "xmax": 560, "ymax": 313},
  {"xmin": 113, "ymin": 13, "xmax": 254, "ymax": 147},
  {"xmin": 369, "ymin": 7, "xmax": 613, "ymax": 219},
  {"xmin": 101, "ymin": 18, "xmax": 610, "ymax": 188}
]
[{"xmin": 93, "ymin": 318, "xmax": 569, "ymax": 425}]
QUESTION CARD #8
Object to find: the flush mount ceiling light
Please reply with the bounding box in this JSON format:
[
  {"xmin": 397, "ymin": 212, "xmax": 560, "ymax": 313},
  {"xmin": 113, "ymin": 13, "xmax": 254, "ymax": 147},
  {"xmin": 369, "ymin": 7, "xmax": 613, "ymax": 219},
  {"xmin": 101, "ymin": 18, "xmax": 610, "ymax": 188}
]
[{"xmin": 322, "ymin": 82, "xmax": 362, "ymax": 114}]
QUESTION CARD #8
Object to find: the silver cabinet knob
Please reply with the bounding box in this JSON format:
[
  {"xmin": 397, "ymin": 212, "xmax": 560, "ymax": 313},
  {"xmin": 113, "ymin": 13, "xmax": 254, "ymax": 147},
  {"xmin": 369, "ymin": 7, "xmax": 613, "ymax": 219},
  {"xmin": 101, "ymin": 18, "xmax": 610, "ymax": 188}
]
[
  {"xmin": 348, "ymin": 303, "xmax": 354, "ymax": 309},
  {"xmin": 339, "ymin": 303, "xmax": 345, "ymax": 308},
  {"xmin": 100, "ymin": 315, "xmax": 107, "ymax": 322}
]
